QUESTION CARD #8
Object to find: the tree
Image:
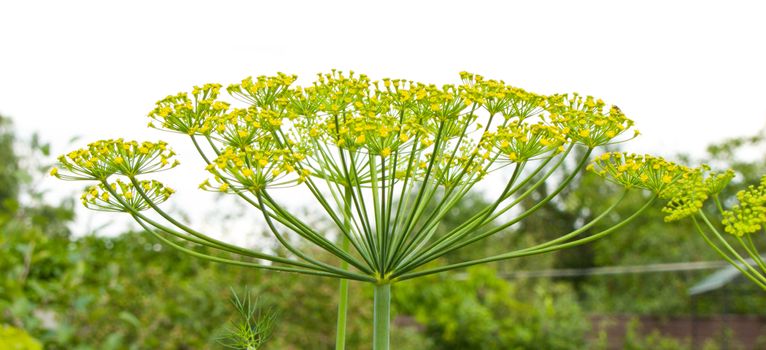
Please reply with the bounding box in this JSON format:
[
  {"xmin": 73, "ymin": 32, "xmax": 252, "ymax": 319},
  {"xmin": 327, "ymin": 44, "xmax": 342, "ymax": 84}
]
[{"xmin": 0, "ymin": 116, "xmax": 21, "ymax": 223}]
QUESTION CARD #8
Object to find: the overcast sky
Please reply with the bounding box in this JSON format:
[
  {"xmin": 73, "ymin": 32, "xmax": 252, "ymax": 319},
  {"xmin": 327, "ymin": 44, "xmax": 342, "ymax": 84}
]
[{"xmin": 2, "ymin": 0, "xmax": 765, "ymax": 235}]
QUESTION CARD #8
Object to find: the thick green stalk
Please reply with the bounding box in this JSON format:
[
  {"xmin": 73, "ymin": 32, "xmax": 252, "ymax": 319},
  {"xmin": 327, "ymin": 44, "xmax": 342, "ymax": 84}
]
[
  {"xmin": 373, "ymin": 283, "xmax": 391, "ymax": 350},
  {"xmin": 335, "ymin": 264, "xmax": 349, "ymax": 350},
  {"xmin": 335, "ymin": 188, "xmax": 352, "ymax": 350}
]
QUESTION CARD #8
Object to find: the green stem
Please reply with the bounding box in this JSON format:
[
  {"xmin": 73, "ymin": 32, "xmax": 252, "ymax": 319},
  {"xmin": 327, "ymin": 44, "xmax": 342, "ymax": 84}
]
[
  {"xmin": 396, "ymin": 195, "xmax": 656, "ymax": 281},
  {"xmin": 130, "ymin": 215, "xmax": 343, "ymax": 278},
  {"xmin": 692, "ymin": 216, "xmax": 766, "ymax": 290},
  {"xmin": 335, "ymin": 271, "xmax": 349, "ymax": 350},
  {"xmin": 373, "ymin": 283, "xmax": 391, "ymax": 350},
  {"xmin": 395, "ymin": 147, "xmax": 588, "ymax": 274},
  {"xmin": 254, "ymin": 192, "xmax": 373, "ymax": 281},
  {"xmin": 738, "ymin": 236, "xmax": 766, "ymax": 273},
  {"xmin": 744, "ymin": 234, "xmax": 766, "ymax": 273},
  {"xmin": 336, "ymin": 187, "xmax": 352, "ymax": 350},
  {"xmin": 698, "ymin": 211, "xmax": 766, "ymax": 284}
]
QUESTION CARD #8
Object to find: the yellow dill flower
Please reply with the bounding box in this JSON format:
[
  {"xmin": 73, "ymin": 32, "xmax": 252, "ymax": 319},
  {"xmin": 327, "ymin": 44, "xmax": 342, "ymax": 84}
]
[{"xmin": 54, "ymin": 139, "xmax": 177, "ymax": 180}]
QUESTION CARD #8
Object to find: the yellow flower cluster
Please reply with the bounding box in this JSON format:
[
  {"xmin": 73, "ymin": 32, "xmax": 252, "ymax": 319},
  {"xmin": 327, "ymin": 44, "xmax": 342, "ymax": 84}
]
[
  {"xmin": 227, "ymin": 73, "xmax": 298, "ymax": 108},
  {"xmin": 138, "ymin": 71, "xmax": 645, "ymax": 192},
  {"xmin": 52, "ymin": 139, "xmax": 178, "ymax": 181},
  {"xmin": 148, "ymin": 83, "xmax": 229, "ymax": 135},
  {"xmin": 81, "ymin": 179, "xmax": 174, "ymax": 212},
  {"xmin": 490, "ymin": 122, "xmax": 566, "ymax": 162},
  {"xmin": 547, "ymin": 94, "xmax": 637, "ymax": 147},
  {"xmin": 208, "ymin": 108, "xmax": 286, "ymax": 149},
  {"xmin": 292, "ymin": 71, "xmax": 412, "ymax": 153},
  {"xmin": 589, "ymin": 153, "xmax": 736, "ymax": 222},
  {"xmin": 200, "ymin": 141, "xmax": 307, "ymax": 193},
  {"xmin": 59, "ymin": 71, "xmax": 646, "ymax": 201},
  {"xmin": 588, "ymin": 153, "xmax": 690, "ymax": 194},
  {"xmin": 322, "ymin": 113, "xmax": 410, "ymax": 155},
  {"xmin": 722, "ymin": 176, "xmax": 766, "ymax": 236},
  {"xmin": 312, "ymin": 70, "xmax": 375, "ymax": 115},
  {"xmin": 660, "ymin": 167, "xmax": 734, "ymax": 222},
  {"xmin": 660, "ymin": 170, "xmax": 712, "ymax": 222},
  {"xmin": 459, "ymin": 72, "xmax": 547, "ymax": 120},
  {"xmin": 409, "ymin": 84, "xmax": 465, "ymax": 123}
]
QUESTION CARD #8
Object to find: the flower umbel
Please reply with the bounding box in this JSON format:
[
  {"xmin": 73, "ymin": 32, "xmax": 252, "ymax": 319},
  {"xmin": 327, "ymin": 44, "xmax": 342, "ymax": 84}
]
[
  {"xmin": 547, "ymin": 94, "xmax": 636, "ymax": 147},
  {"xmin": 149, "ymin": 83, "xmax": 229, "ymax": 135},
  {"xmin": 53, "ymin": 139, "xmax": 178, "ymax": 180},
  {"xmin": 722, "ymin": 176, "xmax": 766, "ymax": 236},
  {"xmin": 81, "ymin": 179, "xmax": 174, "ymax": 212}
]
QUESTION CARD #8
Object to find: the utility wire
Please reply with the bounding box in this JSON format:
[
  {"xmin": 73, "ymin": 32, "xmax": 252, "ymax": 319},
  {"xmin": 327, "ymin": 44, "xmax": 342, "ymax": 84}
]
[{"xmin": 453, "ymin": 259, "xmax": 759, "ymax": 279}]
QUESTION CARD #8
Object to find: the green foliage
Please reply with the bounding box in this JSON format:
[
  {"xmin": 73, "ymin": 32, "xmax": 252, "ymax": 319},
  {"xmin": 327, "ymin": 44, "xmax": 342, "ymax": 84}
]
[
  {"xmin": 622, "ymin": 319, "xmax": 688, "ymax": 350},
  {"xmin": 393, "ymin": 266, "xmax": 588, "ymax": 350},
  {"xmin": 0, "ymin": 116, "xmax": 20, "ymax": 218},
  {"xmin": 3, "ymin": 218, "xmax": 590, "ymax": 350},
  {"xmin": 1, "ymin": 225, "xmax": 373, "ymax": 349},
  {"xmin": 217, "ymin": 289, "xmax": 277, "ymax": 350}
]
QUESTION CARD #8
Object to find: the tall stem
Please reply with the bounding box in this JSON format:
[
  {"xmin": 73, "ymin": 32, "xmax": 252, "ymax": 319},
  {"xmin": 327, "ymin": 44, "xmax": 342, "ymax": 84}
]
[
  {"xmin": 336, "ymin": 187, "xmax": 352, "ymax": 350},
  {"xmin": 373, "ymin": 283, "xmax": 391, "ymax": 350},
  {"xmin": 335, "ymin": 275, "xmax": 349, "ymax": 350}
]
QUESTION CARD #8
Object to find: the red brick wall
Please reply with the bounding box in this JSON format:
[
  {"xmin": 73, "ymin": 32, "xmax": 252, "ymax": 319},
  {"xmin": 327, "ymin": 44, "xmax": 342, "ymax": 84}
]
[{"xmin": 589, "ymin": 315, "xmax": 766, "ymax": 349}]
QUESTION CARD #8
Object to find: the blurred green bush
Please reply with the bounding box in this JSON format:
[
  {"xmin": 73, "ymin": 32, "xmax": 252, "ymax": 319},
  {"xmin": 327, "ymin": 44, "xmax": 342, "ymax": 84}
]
[{"xmin": 393, "ymin": 267, "xmax": 587, "ymax": 350}]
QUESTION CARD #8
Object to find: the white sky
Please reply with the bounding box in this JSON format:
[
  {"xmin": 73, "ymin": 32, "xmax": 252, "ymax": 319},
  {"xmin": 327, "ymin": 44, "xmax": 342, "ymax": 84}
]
[{"xmin": 2, "ymin": 0, "xmax": 766, "ymax": 236}]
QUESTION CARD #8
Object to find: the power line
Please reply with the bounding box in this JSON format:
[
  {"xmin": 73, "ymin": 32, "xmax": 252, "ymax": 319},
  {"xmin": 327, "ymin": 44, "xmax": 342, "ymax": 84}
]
[{"xmin": 492, "ymin": 260, "xmax": 736, "ymax": 279}]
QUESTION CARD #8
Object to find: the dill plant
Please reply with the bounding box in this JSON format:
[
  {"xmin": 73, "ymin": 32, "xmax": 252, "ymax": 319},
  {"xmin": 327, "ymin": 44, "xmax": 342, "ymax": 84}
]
[
  {"xmin": 54, "ymin": 71, "xmax": 683, "ymax": 349},
  {"xmin": 591, "ymin": 155, "xmax": 766, "ymax": 291},
  {"xmin": 217, "ymin": 289, "xmax": 277, "ymax": 350}
]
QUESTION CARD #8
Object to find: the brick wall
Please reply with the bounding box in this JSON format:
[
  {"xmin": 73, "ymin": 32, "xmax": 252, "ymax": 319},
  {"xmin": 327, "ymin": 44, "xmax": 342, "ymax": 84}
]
[{"xmin": 589, "ymin": 315, "xmax": 766, "ymax": 349}]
